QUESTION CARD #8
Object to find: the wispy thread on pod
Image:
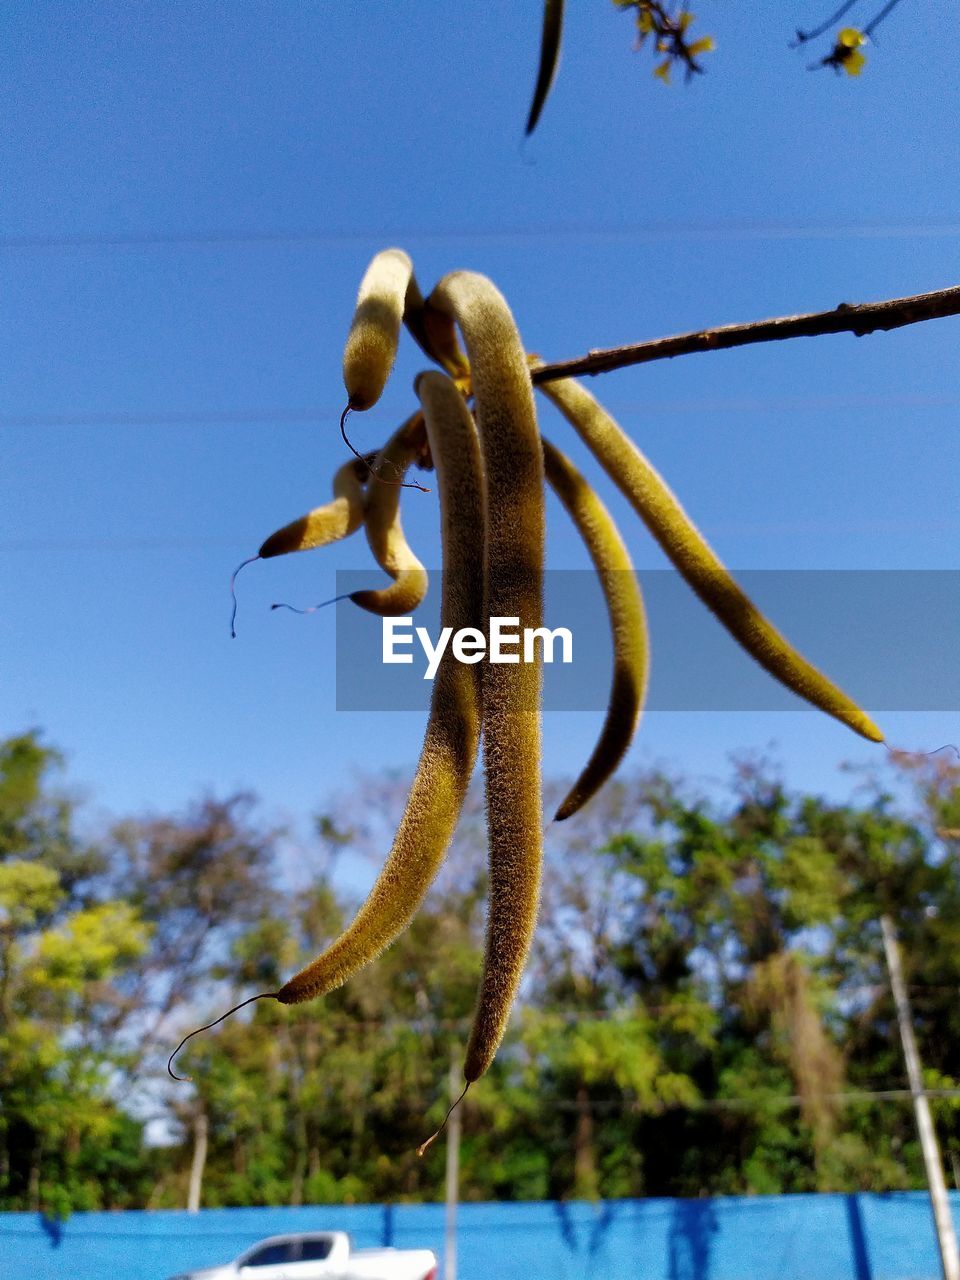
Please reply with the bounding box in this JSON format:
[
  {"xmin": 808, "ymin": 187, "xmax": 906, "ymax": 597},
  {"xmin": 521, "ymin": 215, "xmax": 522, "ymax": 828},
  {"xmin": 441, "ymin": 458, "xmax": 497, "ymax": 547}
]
[
  {"xmin": 340, "ymin": 402, "xmax": 430, "ymax": 493},
  {"xmin": 167, "ymin": 992, "xmax": 278, "ymax": 1082},
  {"xmin": 270, "ymin": 593, "xmax": 353, "ymax": 615},
  {"xmin": 417, "ymin": 1081, "xmax": 470, "ymax": 1157},
  {"xmin": 886, "ymin": 742, "xmax": 960, "ymax": 761},
  {"xmin": 339, "ymin": 402, "xmax": 368, "ymax": 472},
  {"xmin": 229, "ymin": 556, "xmax": 260, "ymax": 638}
]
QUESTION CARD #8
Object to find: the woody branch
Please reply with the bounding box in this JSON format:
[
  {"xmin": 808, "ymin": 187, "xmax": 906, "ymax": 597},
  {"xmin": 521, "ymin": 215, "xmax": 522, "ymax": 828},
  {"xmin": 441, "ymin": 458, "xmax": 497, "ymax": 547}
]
[{"xmin": 531, "ymin": 283, "xmax": 960, "ymax": 384}]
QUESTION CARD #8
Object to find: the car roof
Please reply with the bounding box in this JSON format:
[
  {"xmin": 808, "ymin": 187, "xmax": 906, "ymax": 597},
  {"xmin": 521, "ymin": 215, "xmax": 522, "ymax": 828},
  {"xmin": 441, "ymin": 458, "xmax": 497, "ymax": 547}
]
[{"xmin": 241, "ymin": 1232, "xmax": 337, "ymax": 1248}]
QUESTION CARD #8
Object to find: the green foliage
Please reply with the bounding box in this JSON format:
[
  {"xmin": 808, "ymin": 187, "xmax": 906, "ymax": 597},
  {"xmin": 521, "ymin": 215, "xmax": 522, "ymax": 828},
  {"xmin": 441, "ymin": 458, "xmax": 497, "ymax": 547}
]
[
  {"xmin": 3, "ymin": 730, "xmax": 960, "ymax": 1209},
  {"xmin": 0, "ymin": 733, "xmax": 153, "ymax": 1215}
]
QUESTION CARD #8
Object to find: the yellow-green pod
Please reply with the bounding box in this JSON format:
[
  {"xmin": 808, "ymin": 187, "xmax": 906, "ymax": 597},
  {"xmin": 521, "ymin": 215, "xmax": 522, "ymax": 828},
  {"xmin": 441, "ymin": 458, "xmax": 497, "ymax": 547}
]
[
  {"xmin": 539, "ymin": 376, "xmax": 883, "ymax": 743},
  {"xmin": 428, "ymin": 271, "xmax": 545, "ymax": 1084},
  {"xmin": 277, "ymin": 372, "xmax": 485, "ymax": 1005},
  {"xmin": 343, "ymin": 248, "xmax": 414, "ymax": 411},
  {"xmin": 258, "ymin": 458, "xmax": 367, "ymax": 559},
  {"xmin": 541, "ymin": 436, "xmax": 649, "ymax": 820},
  {"xmin": 349, "ymin": 413, "xmax": 430, "ymax": 617}
]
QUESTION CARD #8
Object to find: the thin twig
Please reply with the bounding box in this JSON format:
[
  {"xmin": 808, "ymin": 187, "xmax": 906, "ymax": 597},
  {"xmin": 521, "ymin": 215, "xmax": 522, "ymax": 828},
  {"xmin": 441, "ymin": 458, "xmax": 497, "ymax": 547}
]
[
  {"xmin": 792, "ymin": 1, "xmax": 859, "ymax": 46},
  {"xmin": 863, "ymin": 0, "xmax": 904, "ymax": 38},
  {"xmin": 531, "ymin": 283, "xmax": 960, "ymax": 384}
]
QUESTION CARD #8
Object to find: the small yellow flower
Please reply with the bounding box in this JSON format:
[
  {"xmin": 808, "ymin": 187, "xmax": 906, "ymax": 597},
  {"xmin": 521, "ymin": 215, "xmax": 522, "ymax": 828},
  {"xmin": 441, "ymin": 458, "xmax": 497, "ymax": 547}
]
[
  {"xmin": 826, "ymin": 27, "xmax": 867, "ymax": 76},
  {"xmin": 688, "ymin": 35, "xmax": 716, "ymax": 57},
  {"xmin": 653, "ymin": 58, "xmax": 671, "ymax": 83},
  {"xmin": 843, "ymin": 48, "xmax": 866, "ymax": 75}
]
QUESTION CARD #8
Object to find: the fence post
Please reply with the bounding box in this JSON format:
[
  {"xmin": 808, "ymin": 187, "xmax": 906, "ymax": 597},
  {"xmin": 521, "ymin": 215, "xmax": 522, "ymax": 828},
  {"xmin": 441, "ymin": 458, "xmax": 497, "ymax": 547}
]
[
  {"xmin": 444, "ymin": 1046, "xmax": 462, "ymax": 1280},
  {"xmin": 881, "ymin": 914, "xmax": 959, "ymax": 1280}
]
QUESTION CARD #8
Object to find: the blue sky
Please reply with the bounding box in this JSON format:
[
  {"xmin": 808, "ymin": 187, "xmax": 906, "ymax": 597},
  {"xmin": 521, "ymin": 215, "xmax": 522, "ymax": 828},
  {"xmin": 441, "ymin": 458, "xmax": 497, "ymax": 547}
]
[{"xmin": 2, "ymin": 1, "xmax": 959, "ymax": 841}]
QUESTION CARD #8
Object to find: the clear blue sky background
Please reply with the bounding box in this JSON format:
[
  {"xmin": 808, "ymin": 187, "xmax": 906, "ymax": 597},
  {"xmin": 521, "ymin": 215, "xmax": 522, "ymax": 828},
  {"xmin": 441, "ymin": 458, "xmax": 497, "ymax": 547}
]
[{"xmin": 2, "ymin": 2, "xmax": 959, "ymax": 841}]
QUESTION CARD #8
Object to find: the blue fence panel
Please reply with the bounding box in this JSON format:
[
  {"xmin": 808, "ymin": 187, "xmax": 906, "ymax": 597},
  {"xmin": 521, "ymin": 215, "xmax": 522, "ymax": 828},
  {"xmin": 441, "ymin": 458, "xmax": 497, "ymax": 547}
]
[{"xmin": 0, "ymin": 1192, "xmax": 949, "ymax": 1280}]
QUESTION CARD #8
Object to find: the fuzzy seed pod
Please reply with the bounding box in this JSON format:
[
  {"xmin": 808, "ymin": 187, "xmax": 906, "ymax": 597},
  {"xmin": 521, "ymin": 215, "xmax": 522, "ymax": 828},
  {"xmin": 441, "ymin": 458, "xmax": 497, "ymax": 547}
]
[
  {"xmin": 428, "ymin": 271, "xmax": 546, "ymax": 1083},
  {"xmin": 540, "ymin": 376, "xmax": 883, "ymax": 743},
  {"xmin": 541, "ymin": 436, "xmax": 649, "ymax": 820},
  {"xmin": 277, "ymin": 372, "xmax": 485, "ymax": 1004},
  {"xmin": 258, "ymin": 458, "xmax": 367, "ymax": 559},
  {"xmin": 343, "ymin": 248, "xmax": 414, "ymax": 411},
  {"xmin": 349, "ymin": 413, "xmax": 430, "ymax": 617}
]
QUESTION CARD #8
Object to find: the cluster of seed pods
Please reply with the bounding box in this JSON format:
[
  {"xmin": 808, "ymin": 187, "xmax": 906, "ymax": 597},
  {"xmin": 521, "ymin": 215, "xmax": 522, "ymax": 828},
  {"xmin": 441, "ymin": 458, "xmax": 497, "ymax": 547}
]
[{"xmin": 243, "ymin": 249, "xmax": 884, "ymax": 1112}]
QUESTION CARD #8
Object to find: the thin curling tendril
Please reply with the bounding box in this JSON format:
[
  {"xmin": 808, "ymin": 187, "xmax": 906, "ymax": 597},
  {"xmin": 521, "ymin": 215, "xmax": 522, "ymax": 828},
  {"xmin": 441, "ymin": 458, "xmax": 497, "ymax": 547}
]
[
  {"xmin": 270, "ymin": 593, "xmax": 353, "ymax": 615},
  {"xmin": 167, "ymin": 992, "xmax": 278, "ymax": 1083},
  {"xmin": 885, "ymin": 742, "xmax": 960, "ymax": 762},
  {"xmin": 229, "ymin": 556, "xmax": 259, "ymax": 639},
  {"xmin": 417, "ymin": 1080, "xmax": 471, "ymax": 1157},
  {"xmin": 232, "ymin": 456, "xmax": 369, "ymax": 634},
  {"xmin": 340, "ymin": 404, "xmax": 429, "ymax": 493}
]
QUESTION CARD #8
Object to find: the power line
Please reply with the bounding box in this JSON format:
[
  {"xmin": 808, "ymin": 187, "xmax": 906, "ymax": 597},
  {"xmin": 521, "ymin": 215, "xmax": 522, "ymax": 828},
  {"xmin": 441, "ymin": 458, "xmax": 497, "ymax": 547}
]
[
  {"xmin": 0, "ymin": 536, "xmax": 242, "ymax": 552},
  {"xmin": 3, "ymin": 391, "xmax": 958, "ymax": 431},
  {"xmin": 4, "ymin": 218, "xmax": 960, "ymax": 252},
  {"xmin": 0, "ymin": 408, "xmax": 341, "ymax": 428},
  {"xmin": 165, "ymin": 983, "xmax": 950, "ymax": 1039},
  {"xmin": 7, "ymin": 516, "xmax": 960, "ymax": 553}
]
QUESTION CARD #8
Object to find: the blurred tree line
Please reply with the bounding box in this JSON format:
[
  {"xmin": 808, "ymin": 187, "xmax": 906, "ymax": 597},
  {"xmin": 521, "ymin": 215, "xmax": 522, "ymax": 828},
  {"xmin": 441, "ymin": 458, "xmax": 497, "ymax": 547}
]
[{"xmin": 2, "ymin": 728, "xmax": 959, "ymax": 1215}]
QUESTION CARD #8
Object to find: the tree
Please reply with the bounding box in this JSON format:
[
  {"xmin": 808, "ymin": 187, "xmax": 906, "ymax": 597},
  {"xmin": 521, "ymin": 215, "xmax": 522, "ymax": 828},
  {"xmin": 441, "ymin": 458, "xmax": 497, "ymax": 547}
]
[
  {"xmin": 7, "ymin": 729, "xmax": 960, "ymax": 1207},
  {"xmin": 0, "ymin": 732, "xmax": 153, "ymax": 1215}
]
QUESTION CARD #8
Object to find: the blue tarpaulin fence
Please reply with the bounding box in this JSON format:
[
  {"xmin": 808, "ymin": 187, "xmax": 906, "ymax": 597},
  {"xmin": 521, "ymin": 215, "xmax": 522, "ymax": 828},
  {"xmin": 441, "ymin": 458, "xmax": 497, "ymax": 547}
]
[{"xmin": 0, "ymin": 1191, "xmax": 947, "ymax": 1279}]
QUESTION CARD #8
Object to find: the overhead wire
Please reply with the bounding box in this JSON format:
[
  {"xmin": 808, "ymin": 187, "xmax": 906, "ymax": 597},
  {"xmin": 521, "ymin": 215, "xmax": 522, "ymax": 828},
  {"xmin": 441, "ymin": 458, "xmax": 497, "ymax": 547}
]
[
  {"xmin": 3, "ymin": 217, "xmax": 960, "ymax": 253},
  {"xmin": 3, "ymin": 392, "xmax": 959, "ymax": 431}
]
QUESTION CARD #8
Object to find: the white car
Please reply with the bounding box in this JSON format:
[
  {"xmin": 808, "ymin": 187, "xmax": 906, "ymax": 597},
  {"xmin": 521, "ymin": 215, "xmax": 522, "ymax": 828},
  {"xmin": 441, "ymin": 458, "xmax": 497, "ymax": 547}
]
[{"xmin": 166, "ymin": 1231, "xmax": 438, "ymax": 1280}]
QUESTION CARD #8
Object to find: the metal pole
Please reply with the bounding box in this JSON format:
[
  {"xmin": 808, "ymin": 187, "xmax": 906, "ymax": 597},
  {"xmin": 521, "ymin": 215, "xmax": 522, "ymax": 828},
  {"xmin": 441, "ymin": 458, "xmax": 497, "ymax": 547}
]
[
  {"xmin": 186, "ymin": 1105, "xmax": 208, "ymax": 1213},
  {"xmin": 881, "ymin": 914, "xmax": 960, "ymax": 1280},
  {"xmin": 444, "ymin": 1048, "xmax": 462, "ymax": 1280}
]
